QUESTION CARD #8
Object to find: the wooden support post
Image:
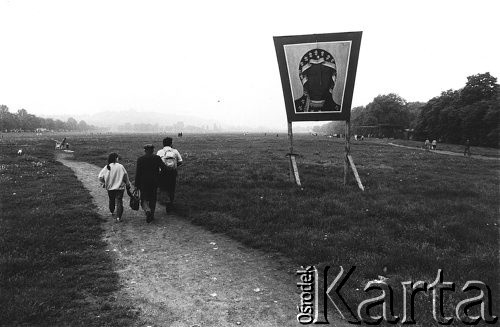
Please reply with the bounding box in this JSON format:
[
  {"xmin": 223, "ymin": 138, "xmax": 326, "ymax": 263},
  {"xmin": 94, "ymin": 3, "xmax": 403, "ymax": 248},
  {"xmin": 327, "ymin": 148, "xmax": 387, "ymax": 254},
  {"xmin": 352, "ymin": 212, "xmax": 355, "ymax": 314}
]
[
  {"xmin": 344, "ymin": 120, "xmax": 350, "ymax": 186},
  {"xmin": 287, "ymin": 121, "xmax": 301, "ymax": 186},
  {"xmin": 343, "ymin": 120, "xmax": 364, "ymax": 191},
  {"xmin": 290, "ymin": 155, "xmax": 301, "ymax": 186},
  {"xmin": 348, "ymin": 155, "xmax": 364, "ymax": 191},
  {"xmin": 288, "ymin": 122, "xmax": 294, "ymax": 182}
]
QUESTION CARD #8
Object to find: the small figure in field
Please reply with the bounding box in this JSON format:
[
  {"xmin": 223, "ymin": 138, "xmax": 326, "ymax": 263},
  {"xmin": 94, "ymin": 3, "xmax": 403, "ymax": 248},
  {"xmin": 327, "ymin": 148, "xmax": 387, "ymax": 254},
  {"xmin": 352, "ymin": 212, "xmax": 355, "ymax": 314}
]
[
  {"xmin": 98, "ymin": 153, "xmax": 131, "ymax": 222},
  {"xmin": 431, "ymin": 139, "xmax": 437, "ymax": 150},
  {"xmin": 464, "ymin": 139, "xmax": 471, "ymax": 157},
  {"xmin": 54, "ymin": 137, "xmax": 67, "ymax": 149},
  {"xmin": 17, "ymin": 149, "xmax": 23, "ymax": 155},
  {"xmin": 135, "ymin": 144, "xmax": 167, "ymax": 223},
  {"xmin": 157, "ymin": 137, "xmax": 183, "ymax": 213},
  {"xmin": 424, "ymin": 139, "xmax": 430, "ymax": 151}
]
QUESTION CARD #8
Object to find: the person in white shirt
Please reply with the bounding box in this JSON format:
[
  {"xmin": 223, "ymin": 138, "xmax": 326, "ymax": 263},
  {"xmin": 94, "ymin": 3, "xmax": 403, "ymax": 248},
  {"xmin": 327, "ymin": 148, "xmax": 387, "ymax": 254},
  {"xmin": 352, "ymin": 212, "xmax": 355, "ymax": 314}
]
[
  {"xmin": 424, "ymin": 139, "xmax": 430, "ymax": 151},
  {"xmin": 157, "ymin": 137, "xmax": 183, "ymax": 212},
  {"xmin": 98, "ymin": 152, "xmax": 131, "ymax": 222}
]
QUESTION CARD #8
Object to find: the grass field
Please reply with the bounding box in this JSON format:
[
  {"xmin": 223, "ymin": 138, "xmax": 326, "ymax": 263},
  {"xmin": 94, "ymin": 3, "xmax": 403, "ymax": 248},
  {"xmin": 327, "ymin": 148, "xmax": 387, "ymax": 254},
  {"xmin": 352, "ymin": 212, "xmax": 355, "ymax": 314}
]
[
  {"xmin": 1, "ymin": 132, "xmax": 499, "ymax": 325},
  {"xmin": 0, "ymin": 135, "xmax": 138, "ymax": 326},
  {"xmin": 66, "ymin": 132, "xmax": 499, "ymax": 324}
]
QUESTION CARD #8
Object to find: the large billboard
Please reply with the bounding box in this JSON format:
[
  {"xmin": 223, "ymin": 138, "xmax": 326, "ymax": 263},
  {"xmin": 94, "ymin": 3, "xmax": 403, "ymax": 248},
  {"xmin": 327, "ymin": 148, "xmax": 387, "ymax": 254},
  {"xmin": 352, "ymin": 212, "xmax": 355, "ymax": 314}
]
[{"xmin": 274, "ymin": 32, "xmax": 362, "ymax": 122}]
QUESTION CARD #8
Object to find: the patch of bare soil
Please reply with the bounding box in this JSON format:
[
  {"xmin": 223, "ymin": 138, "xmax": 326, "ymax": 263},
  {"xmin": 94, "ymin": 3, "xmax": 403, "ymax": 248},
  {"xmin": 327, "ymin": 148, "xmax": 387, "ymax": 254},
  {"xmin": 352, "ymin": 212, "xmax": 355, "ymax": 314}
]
[{"xmin": 57, "ymin": 154, "xmax": 349, "ymax": 327}]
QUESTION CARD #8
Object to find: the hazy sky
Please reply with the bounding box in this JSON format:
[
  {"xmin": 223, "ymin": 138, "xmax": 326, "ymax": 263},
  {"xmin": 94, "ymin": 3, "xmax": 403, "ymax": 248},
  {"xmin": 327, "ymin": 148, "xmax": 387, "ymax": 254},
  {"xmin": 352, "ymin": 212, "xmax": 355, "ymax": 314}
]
[{"xmin": 1, "ymin": 0, "xmax": 499, "ymax": 129}]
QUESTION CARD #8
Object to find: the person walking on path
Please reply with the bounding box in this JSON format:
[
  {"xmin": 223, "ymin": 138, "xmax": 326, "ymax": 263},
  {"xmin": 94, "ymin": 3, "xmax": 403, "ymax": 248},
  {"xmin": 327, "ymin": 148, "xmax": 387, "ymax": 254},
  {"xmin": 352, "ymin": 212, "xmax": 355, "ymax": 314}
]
[
  {"xmin": 135, "ymin": 144, "xmax": 167, "ymax": 223},
  {"xmin": 431, "ymin": 139, "xmax": 437, "ymax": 150},
  {"xmin": 157, "ymin": 137, "xmax": 183, "ymax": 213},
  {"xmin": 464, "ymin": 139, "xmax": 471, "ymax": 157},
  {"xmin": 424, "ymin": 139, "xmax": 430, "ymax": 151},
  {"xmin": 98, "ymin": 152, "xmax": 131, "ymax": 222}
]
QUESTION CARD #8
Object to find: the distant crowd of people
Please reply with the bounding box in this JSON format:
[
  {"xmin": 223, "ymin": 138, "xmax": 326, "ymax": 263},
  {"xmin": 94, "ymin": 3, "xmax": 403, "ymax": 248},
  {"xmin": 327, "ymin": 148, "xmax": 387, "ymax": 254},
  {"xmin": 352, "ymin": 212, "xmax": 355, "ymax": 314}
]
[{"xmin": 98, "ymin": 137, "xmax": 183, "ymax": 223}]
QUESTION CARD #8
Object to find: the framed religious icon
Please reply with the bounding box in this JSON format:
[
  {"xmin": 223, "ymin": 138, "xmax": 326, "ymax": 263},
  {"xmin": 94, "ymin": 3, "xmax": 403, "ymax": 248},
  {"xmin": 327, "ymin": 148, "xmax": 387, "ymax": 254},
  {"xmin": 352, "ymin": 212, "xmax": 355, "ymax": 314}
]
[{"xmin": 274, "ymin": 31, "xmax": 362, "ymax": 122}]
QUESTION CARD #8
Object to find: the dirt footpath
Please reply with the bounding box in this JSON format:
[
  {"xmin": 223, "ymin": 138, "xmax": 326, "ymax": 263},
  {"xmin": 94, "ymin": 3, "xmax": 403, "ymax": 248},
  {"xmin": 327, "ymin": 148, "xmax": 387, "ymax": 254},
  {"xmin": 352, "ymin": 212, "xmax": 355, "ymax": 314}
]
[
  {"xmin": 57, "ymin": 155, "xmax": 348, "ymax": 327},
  {"xmin": 387, "ymin": 142, "xmax": 499, "ymax": 160}
]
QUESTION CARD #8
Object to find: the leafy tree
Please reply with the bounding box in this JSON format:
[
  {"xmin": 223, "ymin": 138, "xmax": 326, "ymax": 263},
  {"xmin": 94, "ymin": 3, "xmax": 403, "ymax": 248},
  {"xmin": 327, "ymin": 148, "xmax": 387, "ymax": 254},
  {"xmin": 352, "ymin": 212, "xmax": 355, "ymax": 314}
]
[
  {"xmin": 0, "ymin": 104, "xmax": 9, "ymax": 115},
  {"xmin": 460, "ymin": 72, "xmax": 499, "ymax": 105},
  {"xmin": 414, "ymin": 89, "xmax": 460, "ymax": 141},
  {"xmin": 0, "ymin": 107, "xmax": 97, "ymax": 132},
  {"xmin": 482, "ymin": 100, "xmax": 499, "ymax": 147},
  {"xmin": 350, "ymin": 94, "xmax": 413, "ymax": 137},
  {"xmin": 312, "ymin": 121, "xmax": 345, "ymax": 135},
  {"xmin": 439, "ymin": 105, "xmax": 463, "ymax": 143},
  {"xmin": 316, "ymin": 72, "xmax": 499, "ymax": 147},
  {"xmin": 77, "ymin": 120, "xmax": 89, "ymax": 131},
  {"xmin": 414, "ymin": 72, "xmax": 499, "ymax": 147},
  {"xmin": 365, "ymin": 93, "xmax": 409, "ymax": 126},
  {"xmin": 0, "ymin": 105, "xmax": 16, "ymax": 131},
  {"xmin": 406, "ymin": 102, "xmax": 425, "ymax": 129},
  {"xmin": 43, "ymin": 118, "xmax": 56, "ymax": 130},
  {"xmin": 351, "ymin": 106, "xmax": 368, "ymax": 126},
  {"xmin": 66, "ymin": 117, "xmax": 78, "ymax": 130},
  {"xmin": 351, "ymin": 94, "xmax": 411, "ymax": 129},
  {"xmin": 14, "ymin": 108, "xmax": 42, "ymax": 131},
  {"xmin": 54, "ymin": 119, "xmax": 66, "ymax": 131}
]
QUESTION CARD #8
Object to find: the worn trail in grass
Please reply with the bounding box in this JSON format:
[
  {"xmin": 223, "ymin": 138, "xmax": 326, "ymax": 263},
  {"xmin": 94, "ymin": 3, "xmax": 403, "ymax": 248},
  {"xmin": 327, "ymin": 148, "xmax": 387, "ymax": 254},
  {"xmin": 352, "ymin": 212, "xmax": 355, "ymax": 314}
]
[
  {"xmin": 386, "ymin": 142, "xmax": 500, "ymax": 160},
  {"xmin": 57, "ymin": 153, "xmax": 345, "ymax": 327}
]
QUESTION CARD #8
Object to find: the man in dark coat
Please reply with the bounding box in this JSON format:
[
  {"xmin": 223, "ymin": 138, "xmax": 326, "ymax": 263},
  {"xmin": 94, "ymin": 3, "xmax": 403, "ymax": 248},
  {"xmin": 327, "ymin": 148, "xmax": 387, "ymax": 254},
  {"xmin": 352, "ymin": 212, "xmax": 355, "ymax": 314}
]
[{"xmin": 134, "ymin": 144, "xmax": 166, "ymax": 223}]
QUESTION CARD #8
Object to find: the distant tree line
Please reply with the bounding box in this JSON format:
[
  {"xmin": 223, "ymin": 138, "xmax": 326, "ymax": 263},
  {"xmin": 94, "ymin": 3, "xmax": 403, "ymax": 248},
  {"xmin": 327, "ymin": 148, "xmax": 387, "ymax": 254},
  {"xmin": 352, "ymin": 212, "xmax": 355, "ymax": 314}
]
[
  {"xmin": 414, "ymin": 73, "xmax": 499, "ymax": 147},
  {"xmin": 116, "ymin": 122, "xmax": 220, "ymax": 133},
  {"xmin": 313, "ymin": 72, "xmax": 499, "ymax": 147},
  {"xmin": 0, "ymin": 105, "xmax": 96, "ymax": 132},
  {"xmin": 313, "ymin": 94, "xmax": 425, "ymax": 138}
]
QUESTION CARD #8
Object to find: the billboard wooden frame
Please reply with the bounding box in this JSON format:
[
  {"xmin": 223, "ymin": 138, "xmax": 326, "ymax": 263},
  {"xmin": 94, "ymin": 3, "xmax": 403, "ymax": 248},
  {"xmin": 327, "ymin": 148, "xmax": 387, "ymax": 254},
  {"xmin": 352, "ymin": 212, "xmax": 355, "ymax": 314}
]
[{"xmin": 273, "ymin": 31, "xmax": 362, "ymax": 122}]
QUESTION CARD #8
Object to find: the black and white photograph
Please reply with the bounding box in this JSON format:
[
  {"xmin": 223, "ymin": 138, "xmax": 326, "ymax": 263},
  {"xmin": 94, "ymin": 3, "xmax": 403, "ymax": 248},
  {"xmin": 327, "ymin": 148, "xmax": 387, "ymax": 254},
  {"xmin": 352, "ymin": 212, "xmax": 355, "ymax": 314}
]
[
  {"xmin": 289, "ymin": 44, "xmax": 348, "ymax": 113},
  {"xmin": 274, "ymin": 32, "xmax": 362, "ymax": 122},
  {"xmin": 1, "ymin": 1, "xmax": 499, "ymax": 326},
  {"xmin": 274, "ymin": 32, "xmax": 362, "ymax": 121}
]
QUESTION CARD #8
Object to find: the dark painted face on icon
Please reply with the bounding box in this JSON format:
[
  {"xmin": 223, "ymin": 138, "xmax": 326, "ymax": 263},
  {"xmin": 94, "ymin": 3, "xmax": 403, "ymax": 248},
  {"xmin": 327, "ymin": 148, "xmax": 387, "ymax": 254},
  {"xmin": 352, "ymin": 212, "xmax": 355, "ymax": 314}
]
[
  {"xmin": 304, "ymin": 64, "xmax": 334, "ymax": 101},
  {"xmin": 299, "ymin": 49, "xmax": 337, "ymax": 103}
]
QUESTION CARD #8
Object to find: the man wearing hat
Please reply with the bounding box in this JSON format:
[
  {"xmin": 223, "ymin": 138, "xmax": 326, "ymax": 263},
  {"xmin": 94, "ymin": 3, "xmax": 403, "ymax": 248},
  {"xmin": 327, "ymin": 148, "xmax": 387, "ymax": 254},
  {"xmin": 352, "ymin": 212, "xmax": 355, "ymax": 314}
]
[{"xmin": 134, "ymin": 144, "xmax": 167, "ymax": 223}]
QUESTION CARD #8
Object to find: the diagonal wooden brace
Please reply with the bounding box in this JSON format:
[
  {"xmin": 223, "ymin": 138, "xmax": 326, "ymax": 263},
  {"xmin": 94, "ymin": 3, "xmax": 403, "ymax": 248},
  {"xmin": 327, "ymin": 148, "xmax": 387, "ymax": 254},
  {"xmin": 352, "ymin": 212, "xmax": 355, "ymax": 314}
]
[
  {"xmin": 286, "ymin": 153, "xmax": 301, "ymax": 186},
  {"xmin": 347, "ymin": 154, "xmax": 364, "ymax": 191}
]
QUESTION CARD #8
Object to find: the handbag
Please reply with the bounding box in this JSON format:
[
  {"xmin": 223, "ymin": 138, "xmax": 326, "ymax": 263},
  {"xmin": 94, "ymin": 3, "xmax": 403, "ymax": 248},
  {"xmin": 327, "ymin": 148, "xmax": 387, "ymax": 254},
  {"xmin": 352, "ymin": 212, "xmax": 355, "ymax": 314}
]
[{"xmin": 129, "ymin": 188, "xmax": 140, "ymax": 211}]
